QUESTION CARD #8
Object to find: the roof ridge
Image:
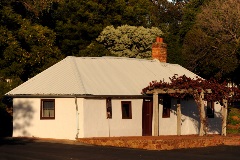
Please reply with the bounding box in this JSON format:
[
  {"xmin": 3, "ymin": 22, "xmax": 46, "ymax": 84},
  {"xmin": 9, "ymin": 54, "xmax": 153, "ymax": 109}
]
[
  {"xmin": 70, "ymin": 56, "xmax": 162, "ymax": 62},
  {"xmin": 68, "ymin": 57, "xmax": 87, "ymax": 94}
]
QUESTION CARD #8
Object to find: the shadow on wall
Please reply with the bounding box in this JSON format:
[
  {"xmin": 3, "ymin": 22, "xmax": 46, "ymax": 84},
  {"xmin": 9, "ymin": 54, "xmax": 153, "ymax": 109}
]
[
  {"xmin": 13, "ymin": 100, "xmax": 34, "ymax": 137},
  {"xmin": 172, "ymin": 98, "xmax": 222, "ymax": 134},
  {"xmin": 207, "ymin": 111, "xmax": 222, "ymax": 134},
  {"xmin": 178, "ymin": 99, "xmax": 200, "ymax": 134}
]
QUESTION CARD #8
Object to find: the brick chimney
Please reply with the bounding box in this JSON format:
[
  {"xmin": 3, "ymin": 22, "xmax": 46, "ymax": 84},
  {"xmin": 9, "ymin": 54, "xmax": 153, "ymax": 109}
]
[{"xmin": 152, "ymin": 37, "xmax": 167, "ymax": 62}]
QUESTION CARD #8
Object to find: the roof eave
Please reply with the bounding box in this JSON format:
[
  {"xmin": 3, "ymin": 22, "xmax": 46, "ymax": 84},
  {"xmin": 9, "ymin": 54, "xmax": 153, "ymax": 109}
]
[{"xmin": 4, "ymin": 94, "xmax": 152, "ymax": 99}]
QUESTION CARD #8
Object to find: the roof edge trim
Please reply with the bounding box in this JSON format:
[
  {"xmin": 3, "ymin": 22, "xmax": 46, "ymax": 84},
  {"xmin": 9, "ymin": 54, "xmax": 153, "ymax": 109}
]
[{"xmin": 4, "ymin": 94, "xmax": 151, "ymax": 99}]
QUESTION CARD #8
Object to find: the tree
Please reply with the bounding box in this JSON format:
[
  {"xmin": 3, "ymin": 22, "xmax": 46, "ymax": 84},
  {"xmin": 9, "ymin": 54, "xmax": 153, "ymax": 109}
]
[
  {"xmin": 0, "ymin": 4, "xmax": 62, "ymax": 82},
  {"xmin": 179, "ymin": 0, "xmax": 207, "ymax": 41},
  {"xmin": 51, "ymin": 0, "xmax": 156, "ymax": 57},
  {"xmin": 77, "ymin": 41, "xmax": 112, "ymax": 57},
  {"xmin": 150, "ymin": 0, "xmax": 186, "ymax": 28},
  {"xmin": 96, "ymin": 25, "xmax": 163, "ymax": 58},
  {"xmin": 15, "ymin": 0, "xmax": 61, "ymax": 17},
  {"xmin": 149, "ymin": 0, "xmax": 190, "ymax": 65},
  {"xmin": 182, "ymin": 0, "xmax": 240, "ymax": 82}
]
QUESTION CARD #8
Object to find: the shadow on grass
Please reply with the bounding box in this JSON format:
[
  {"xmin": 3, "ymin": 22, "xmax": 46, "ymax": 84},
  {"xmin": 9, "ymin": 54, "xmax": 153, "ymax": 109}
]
[
  {"xmin": 0, "ymin": 107, "xmax": 13, "ymax": 137},
  {"xmin": 0, "ymin": 137, "xmax": 35, "ymax": 146}
]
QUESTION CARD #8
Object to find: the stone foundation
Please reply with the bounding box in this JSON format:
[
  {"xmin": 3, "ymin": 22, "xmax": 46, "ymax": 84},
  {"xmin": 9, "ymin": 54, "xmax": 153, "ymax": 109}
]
[{"xmin": 77, "ymin": 135, "xmax": 240, "ymax": 150}]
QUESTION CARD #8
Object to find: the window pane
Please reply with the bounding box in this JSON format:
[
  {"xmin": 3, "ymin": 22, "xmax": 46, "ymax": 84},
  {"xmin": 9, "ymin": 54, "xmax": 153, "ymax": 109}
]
[
  {"xmin": 41, "ymin": 99, "xmax": 55, "ymax": 119},
  {"xmin": 106, "ymin": 98, "xmax": 112, "ymax": 118},
  {"xmin": 121, "ymin": 101, "xmax": 132, "ymax": 119},
  {"xmin": 162, "ymin": 96, "xmax": 171, "ymax": 118},
  {"xmin": 43, "ymin": 101, "xmax": 54, "ymax": 117},
  {"xmin": 122, "ymin": 104, "xmax": 129, "ymax": 117},
  {"xmin": 206, "ymin": 101, "xmax": 214, "ymax": 118}
]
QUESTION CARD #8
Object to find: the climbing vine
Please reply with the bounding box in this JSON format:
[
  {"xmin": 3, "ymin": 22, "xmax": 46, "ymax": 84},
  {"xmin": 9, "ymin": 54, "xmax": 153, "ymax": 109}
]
[{"xmin": 142, "ymin": 75, "xmax": 240, "ymax": 103}]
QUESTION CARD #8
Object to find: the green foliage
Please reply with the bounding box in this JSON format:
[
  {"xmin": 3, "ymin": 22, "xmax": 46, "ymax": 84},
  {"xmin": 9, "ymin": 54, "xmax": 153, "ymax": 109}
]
[
  {"xmin": 227, "ymin": 107, "xmax": 240, "ymax": 133},
  {"xmin": 53, "ymin": 0, "xmax": 104, "ymax": 56},
  {"xmin": 97, "ymin": 25, "xmax": 163, "ymax": 58},
  {"xmin": 16, "ymin": 0, "xmax": 61, "ymax": 17},
  {"xmin": 149, "ymin": 0, "xmax": 188, "ymax": 65},
  {"xmin": 182, "ymin": 0, "xmax": 240, "ymax": 82},
  {"xmin": 167, "ymin": 0, "xmax": 206, "ymax": 66},
  {"xmin": 51, "ymin": 0, "xmax": 155, "ymax": 57},
  {"xmin": 17, "ymin": 20, "xmax": 63, "ymax": 78},
  {"xmin": 78, "ymin": 41, "xmax": 112, "ymax": 57},
  {"xmin": 150, "ymin": 0, "xmax": 185, "ymax": 30},
  {"xmin": 164, "ymin": 31, "xmax": 184, "ymax": 65},
  {"xmin": 0, "ymin": 78, "xmax": 22, "ymax": 107},
  {"xmin": 0, "ymin": 4, "xmax": 63, "ymax": 81},
  {"xmin": 179, "ymin": 0, "xmax": 207, "ymax": 40}
]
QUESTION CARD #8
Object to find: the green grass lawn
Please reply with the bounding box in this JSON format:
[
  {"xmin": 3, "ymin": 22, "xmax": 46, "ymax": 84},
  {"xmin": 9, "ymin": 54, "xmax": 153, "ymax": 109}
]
[{"xmin": 227, "ymin": 107, "xmax": 240, "ymax": 134}]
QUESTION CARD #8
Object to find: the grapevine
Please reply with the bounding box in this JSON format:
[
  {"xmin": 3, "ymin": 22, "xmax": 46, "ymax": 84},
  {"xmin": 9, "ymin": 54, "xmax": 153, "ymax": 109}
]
[{"xmin": 142, "ymin": 75, "xmax": 240, "ymax": 103}]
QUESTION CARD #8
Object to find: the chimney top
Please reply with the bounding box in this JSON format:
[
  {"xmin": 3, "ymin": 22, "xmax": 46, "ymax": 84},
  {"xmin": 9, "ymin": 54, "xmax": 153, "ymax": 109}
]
[
  {"xmin": 156, "ymin": 37, "xmax": 163, "ymax": 43},
  {"xmin": 152, "ymin": 37, "xmax": 167, "ymax": 63}
]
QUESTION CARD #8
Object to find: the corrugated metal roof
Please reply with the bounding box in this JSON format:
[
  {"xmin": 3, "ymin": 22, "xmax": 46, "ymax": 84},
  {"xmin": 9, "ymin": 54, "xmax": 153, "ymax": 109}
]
[{"xmin": 6, "ymin": 56, "xmax": 198, "ymax": 96}]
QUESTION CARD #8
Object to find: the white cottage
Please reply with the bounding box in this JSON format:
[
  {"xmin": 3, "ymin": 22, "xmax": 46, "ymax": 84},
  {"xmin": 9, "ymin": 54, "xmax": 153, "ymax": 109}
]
[{"xmin": 5, "ymin": 38, "xmax": 222, "ymax": 140}]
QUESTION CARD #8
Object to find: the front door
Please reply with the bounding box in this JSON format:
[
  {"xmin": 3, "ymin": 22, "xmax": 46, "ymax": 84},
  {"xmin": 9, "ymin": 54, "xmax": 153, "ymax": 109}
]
[{"xmin": 142, "ymin": 98, "xmax": 153, "ymax": 136}]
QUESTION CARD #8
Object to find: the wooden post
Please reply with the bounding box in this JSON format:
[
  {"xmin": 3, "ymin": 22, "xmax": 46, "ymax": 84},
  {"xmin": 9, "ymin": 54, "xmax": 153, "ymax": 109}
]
[
  {"xmin": 199, "ymin": 91, "xmax": 206, "ymax": 136},
  {"xmin": 177, "ymin": 99, "xmax": 181, "ymax": 136},
  {"xmin": 153, "ymin": 92, "xmax": 159, "ymax": 136},
  {"xmin": 222, "ymin": 99, "xmax": 228, "ymax": 136}
]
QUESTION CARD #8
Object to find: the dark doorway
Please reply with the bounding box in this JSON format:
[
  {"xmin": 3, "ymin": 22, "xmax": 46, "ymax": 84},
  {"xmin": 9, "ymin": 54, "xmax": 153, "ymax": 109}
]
[{"xmin": 142, "ymin": 98, "xmax": 153, "ymax": 136}]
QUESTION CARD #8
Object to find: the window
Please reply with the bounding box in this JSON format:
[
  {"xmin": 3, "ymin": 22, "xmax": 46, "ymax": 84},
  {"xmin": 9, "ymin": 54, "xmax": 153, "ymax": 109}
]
[
  {"xmin": 206, "ymin": 101, "xmax": 214, "ymax": 118},
  {"xmin": 121, "ymin": 101, "xmax": 132, "ymax": 119},
  {"xmin": 106, "ymin": 98, "xmax": 112, "ymax": 119},
  {"xmin": 162, "ymin": 96, "xmax": 171, "ymax": 118},
  {"xmin": 41, "ymin": 99, "xmax": 55, "ymax": 119}
]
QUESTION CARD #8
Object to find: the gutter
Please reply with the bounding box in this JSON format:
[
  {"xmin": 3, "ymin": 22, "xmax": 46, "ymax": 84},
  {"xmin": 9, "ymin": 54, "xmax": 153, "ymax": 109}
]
[
  {"xmin": 75, "ymin": 96, "xmax": 80, "ymax": 139},
  {"xmin": 4, "ymin": 94, "xmax": 152, "ymax": 99}
]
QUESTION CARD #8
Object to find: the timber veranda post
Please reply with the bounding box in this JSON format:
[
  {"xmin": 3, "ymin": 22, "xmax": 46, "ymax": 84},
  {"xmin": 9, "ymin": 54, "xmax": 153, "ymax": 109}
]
[
  {"xmin": 222, "ymin": 99, "xmax": 228, "ymax": 136},
  {"xmin": 199, "ymin": 91, "xmax": 206, "ymax": 136},
  {"xmin": 177, "ymin": 99, "xmax": 181, "ymax": 136},
  {"xmin": 153, "ymin": 92, "xmax": 159, "ymax": 136}
]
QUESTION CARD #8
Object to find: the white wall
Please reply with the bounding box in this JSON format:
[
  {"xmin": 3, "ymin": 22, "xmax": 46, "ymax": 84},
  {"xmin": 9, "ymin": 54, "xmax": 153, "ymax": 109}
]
[
  {"xmin": 206, "ymin": 102, "xmax": 222, "ymax": 134},
  {"xmin": 13, "ymin": 98, "xmax": 83, "ymax": 140},
  {"xmin": 82, "ymin": 99, "xmax": 142, "ymax": 138},
  {"xmin": 13, "ymin": 97, "xmax": 222, "ymax": 139},
  {"xmin": 158, "ymin": 98, "xmax": 222, "ymax": 135}
]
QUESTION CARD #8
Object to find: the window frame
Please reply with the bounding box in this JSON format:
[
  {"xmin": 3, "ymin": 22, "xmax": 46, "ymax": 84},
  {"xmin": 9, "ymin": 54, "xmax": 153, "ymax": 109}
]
[
  {"xmin": 162, "ymin": 96, "xmax": 171, "ymax": 118},
  {"xmin": 40, "ymin": 99, "xmax": 55, "ymax": 120},
  {"xmin": 121, "ymin": 101, "xmax": 132, "ymax": 119},
  {"xmin": 206, "ymin": 101, "xmax": 214, "ymax": 118},
  {"xmin": 106, "ymin": 98, "xmax": 112, "ymax": 119}
]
